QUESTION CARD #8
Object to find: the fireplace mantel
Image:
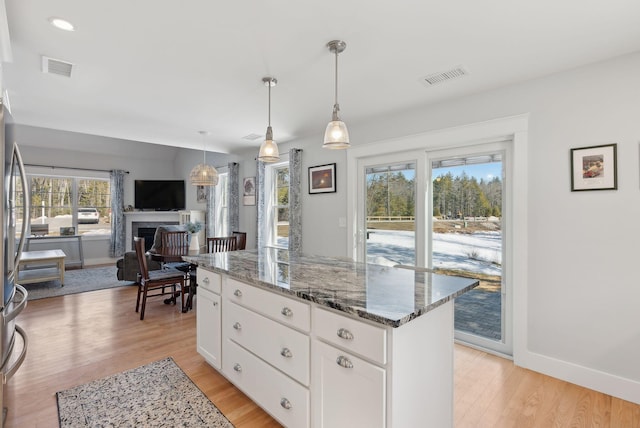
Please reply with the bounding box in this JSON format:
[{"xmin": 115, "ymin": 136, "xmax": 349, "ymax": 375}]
[{"xmin": 124, "ymin": 211, "xmax": 181, "ymax": 251}]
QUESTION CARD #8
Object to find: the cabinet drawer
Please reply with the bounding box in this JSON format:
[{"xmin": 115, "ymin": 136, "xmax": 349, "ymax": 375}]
[
  {"xmin": 197, "ymin": 268, "xmax": 221, "ymax": 294},
  {"xmin": 225, "ymin": 278, "xmax": 310, "ymax": 332},
  {"xmin": 223, "ymin": 339, "xmax": 310, "ymax": 428},
  {"xmin": 314, "ymin": 307, "xmax": 387, "ymax": 365},
  {"xmin": 226, "ymin": 301, "xmax": 310, "ymax": 385}
]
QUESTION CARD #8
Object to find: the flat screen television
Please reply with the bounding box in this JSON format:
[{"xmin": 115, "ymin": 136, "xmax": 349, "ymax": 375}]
[{"xmin": 134, "ymin": 180, "xmax": 186, "ymax": 211}]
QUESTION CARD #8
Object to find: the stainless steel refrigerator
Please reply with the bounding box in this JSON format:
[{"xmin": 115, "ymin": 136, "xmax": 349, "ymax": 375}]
[{"xmin": 0, "ymin": 101, "xmax": 28, "ymax": 426}]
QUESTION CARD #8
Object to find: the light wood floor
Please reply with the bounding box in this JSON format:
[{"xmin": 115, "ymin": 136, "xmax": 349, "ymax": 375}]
[{"xmin": 5, "ymin": 285, "xmax": 640, "ymax": 428}]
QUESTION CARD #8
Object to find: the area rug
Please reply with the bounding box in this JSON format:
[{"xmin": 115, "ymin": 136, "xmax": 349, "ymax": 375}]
[
  {"xmin": 56, "ymin": 357, "xmax": 234, "ymax": 427},
  {"xmin": 25, "ymin": 266, "xmax": 131, "ymax": 301}
]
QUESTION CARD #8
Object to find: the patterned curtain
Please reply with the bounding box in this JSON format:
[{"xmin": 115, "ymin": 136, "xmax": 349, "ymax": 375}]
[
  {"xmin": 109, "ymin": 169, "xmax": 126, "ymax": 257},
  {"xmin": 256, "ymin": 159, "xmax": 266, "ymax": 249},
  {"xmin": 288, "ymin": 148, "xmax": 302, "ymax": 254},
  {"xmin": 228, "ymin": 162, "xmax": 239, "ymax": 234}
]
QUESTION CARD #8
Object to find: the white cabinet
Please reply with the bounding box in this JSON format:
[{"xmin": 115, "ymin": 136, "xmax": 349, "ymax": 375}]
[
  {"xmin": 196, "ymin": 269, "xmax": 221, "ymax": 369},
  {"xmin": 223, "ymin": 277, "xmax": 311, "ymax": 427},
  {"xmin": 314, "ymin": 340, "xmax": 385, "ymax": 428},
  {"xmin": 313, "ymin": 308, "xmax": 387, "ymax": 428},
  {"xmin": 226, "ymin": 301, "xmax": 310, "ymax": 385},
  {"xmin": 196, "ymin": 268, "xmax": 457, "ymax": 428},
  {"xmin": 223, "ymin": 339, "xmax": 310, "ymax": 428}
]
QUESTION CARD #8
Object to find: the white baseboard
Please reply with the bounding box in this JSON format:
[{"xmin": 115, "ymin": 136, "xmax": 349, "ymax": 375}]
[{"xmin": 516, "ymin": 350, "xmax": 640, "ymax": 404}]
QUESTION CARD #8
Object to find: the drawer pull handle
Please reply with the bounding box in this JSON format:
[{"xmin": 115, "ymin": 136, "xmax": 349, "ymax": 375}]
[
  {"xmin": 233, "ymin": 289, "xmax": 243, "ymax": 297},
  {"xmin": 337, "ymin": 328, "xmax": 354, "ymax": 340},
  {"xmin": 336, "ymin": 356, "xmax": 354, "ymax": 369},
  {"xmin": 233, "ymin": 363, "xmax": 242, "ymax": 372},
  {"xmin": 233, "ymin": 322, "xmax": 242, "ymax": 331},
  {"xmin": 280, "ymin": 348, "xmax": 293, "ymax": 358},
  {"xmin": 212, "ymin": 301, "xmax": 218, "ymax": 307},
  {"xmin": 280, "ymin": 398, "xmax": 292, "ymax": 410},
  {"xmin": 281, "ymin": 307, "xmax": 293, "ymax": 317},
  {"xmin": 202, "ymin": 277, "xmax": 210, "ymax": 284}
]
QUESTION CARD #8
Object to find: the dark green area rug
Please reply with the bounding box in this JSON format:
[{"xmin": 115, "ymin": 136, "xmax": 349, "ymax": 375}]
[
  {"xmin": 56, "ymin": 357, "xmax": 234, "ymax": 427},
  {"xmin": 24, "ymin": 266, "xmax": 132, "ymax": 301}
]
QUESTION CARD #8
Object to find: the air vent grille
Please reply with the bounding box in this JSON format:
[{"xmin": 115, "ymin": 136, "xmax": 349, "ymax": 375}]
[
  {"xmin": 422, "ymin": 66, "xmax": 468, "ymax": 86},
  {"xmin": 42, "ymin": 56, "xmax": 73, "ymax": 77},
  {"xmin": 242, "ymin": 133, "xmax": 263, "ymax": 141}
]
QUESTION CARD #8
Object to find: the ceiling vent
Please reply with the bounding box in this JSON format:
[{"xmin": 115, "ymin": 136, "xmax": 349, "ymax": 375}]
[
  {"xmin": 42, "ymin": 56, "xmax": 73, "ymax": 77},
  {"xmin": 421, "ymin": 66, "xmax": 468, "ymax": 86},
  {"xmin": 242, "ymin": 133, "xmax": 263, "ymax": 141}
]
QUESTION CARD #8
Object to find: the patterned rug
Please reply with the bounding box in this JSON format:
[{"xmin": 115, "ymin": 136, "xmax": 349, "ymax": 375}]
[
  {"xmin": 25, "ymin": 266, "xmax": 131, "ymax": 300},
  {"xmin": 56, "ymin": 357, "xmax": 234, "ymax": 427}
]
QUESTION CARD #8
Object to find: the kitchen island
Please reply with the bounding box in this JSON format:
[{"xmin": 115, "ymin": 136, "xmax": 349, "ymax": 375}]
[{"xmin": 184, "ymin": 249, "xmax": 478, "ymax": 428}]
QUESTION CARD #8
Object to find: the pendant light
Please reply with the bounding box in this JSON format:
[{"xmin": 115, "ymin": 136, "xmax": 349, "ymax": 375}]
[
  {"xmin": 323, "ymin": 40, "xmax": 350, "ymax": 149},
  {"xmin": 258, "ymin": 77, "xmax": 280, "ymax": 162},
  {"xmin": 189, "ymin": 131, "xmax": 219, "ymax": 186}
]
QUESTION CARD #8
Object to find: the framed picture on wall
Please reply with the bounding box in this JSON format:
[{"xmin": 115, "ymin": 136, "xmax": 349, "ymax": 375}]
[
  {"xmin": 309, "ymin": 163, "xmax": 336, "ymax": 194},
  {"xmin": 243, "ymin": 177, "xmax": 256, "ymax": 205},
  {"xmin": 196, "ymin": 185, "xmax": 207, "ymax": 203},
  {"xmin": 570, "ymin": 143, "xmax": 617, "ymax": 191}
]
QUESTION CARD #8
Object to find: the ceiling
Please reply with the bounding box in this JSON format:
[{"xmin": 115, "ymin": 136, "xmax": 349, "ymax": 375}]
[{"xmin": 2, "ymin": 0, "xmax": 640, "ymax": 154}]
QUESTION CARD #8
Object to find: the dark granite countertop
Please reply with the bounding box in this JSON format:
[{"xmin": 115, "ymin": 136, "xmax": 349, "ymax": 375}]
[{"xmin": 183, "ymin": 248, "xmax": 479, "ymax": 328}]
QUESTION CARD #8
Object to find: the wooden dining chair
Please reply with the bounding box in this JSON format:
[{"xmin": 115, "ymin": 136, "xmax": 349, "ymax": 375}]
[
  {"xmin": 232, "ymin": 231, "xmax": 247, "ymax": 250},
  {"xmin": 159, "ymin": 230, "xmax": 190, "ymax": 262},
  {"xmin": 206, "ymin": 236, "xmax": 238, "ymax": 253},
  {"xmin": 134, "ymin": 236, "xmax": 186, "ymax": 320}
]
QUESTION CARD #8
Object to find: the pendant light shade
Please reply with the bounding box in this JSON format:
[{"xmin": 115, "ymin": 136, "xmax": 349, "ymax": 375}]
[
  {"xmin": 258, "ymin": 77, "xmax": 280, "ymax": 162},
  {"xmin": 190, "ymin": 131, "xmax": 218, "ymax": 186},
  {"xmin": 323, "ymin": 40, "xmax": 350, "ymax": 149}
]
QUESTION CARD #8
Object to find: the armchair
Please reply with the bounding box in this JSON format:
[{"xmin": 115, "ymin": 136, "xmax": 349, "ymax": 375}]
[{"xmin": 116, "ymin": 224, "xmax": 191, "ymax": 282}]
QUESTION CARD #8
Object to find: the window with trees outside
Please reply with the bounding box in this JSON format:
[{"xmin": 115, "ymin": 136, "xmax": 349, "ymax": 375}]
[
  {"xmin": 265, "ymin": 162, "xmax": 289, "ymax": 248},
  {"xmin": 213, "ymin": 172, "xmax": 229, "ymax": 236},
  {"xmin": 19, "ymin": 175, "xmax": 111, "ymax": 237}
]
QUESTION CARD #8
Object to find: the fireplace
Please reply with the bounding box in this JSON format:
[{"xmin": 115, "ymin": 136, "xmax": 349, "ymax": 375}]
[
  {"xmin": 137, "ymin": 227, "xmax": 157, "ymax": 252},
  {"xmin": 132, "ymin": 221, "xmax": 179, "ymax": 252},
  {"xmin": 124, "ymin": 211, "xmax": 182, "ymax": 252}
]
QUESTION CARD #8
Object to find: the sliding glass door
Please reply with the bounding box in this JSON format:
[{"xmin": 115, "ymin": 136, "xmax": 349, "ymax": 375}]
[
  {"xmin": 355, "ymin": 151, "xmax": 424, "ymax": 266},
  {"xmin": 428, "ymin": 145, "xmax": 511, "ymax": 355},
  {"xmin": 353, "ymin": 143, "xmax": 512, "ymax": 356}
]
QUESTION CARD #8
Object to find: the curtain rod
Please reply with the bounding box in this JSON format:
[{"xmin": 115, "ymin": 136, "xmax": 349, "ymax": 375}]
[{"xmin": 24, "ymin": 163, "xmax": 130, "ymax": 174}]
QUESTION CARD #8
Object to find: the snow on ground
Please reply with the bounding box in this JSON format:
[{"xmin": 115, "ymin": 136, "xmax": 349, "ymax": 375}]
[{"xmin": 366, "ymin": 229, "xmax": 502, "ymax": 276}]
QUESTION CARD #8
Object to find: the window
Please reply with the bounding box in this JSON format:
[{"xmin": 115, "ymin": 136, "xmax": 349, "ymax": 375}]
[
  {"xmin": 213, "ymin": 172, "xmax": 229, "ymax": 236},
  {"xmin": 265, "ymin": 162, "xmax": 289, "ymax": 248},
  {"xmin": 26, "ymin": 174, "xmax": 111, "ymax": 236}
]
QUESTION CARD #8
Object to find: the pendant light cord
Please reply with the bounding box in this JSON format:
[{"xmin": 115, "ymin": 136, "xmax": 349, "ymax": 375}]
[
  {"xmin": 334, "ymin": 49, "xmax": 339, "ymax": 106},
  {"xmin": 202, "ymin": 134, "xmax": 206, "ymax": 164},
  {"xmin": 268, "ymin": 81, "xmax": 272, "ymax": 127}
]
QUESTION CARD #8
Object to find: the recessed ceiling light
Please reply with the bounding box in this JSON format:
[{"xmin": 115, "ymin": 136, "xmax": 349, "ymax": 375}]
[{"xmin": 49, "ymin": 17, "xmax": 75, "ymax": 32}]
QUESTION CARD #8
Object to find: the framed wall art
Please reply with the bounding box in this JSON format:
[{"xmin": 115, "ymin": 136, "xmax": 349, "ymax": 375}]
[
  {"xmin": 243, "ymin": 177, "xmax": 256, "ymax": 205},
  {"xmin": 196, "ymin": 185, "xmax": 207, "ymax": 203},
  {"xmin": 309, "ymin": 163, "xmax": 336, "ymax": 194},
  {"xmin": 570, "ymin": 143, "xmax": 617, "ymax": 191}
]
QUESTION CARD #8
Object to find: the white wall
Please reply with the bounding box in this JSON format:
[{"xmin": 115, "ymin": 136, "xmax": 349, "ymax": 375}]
[{"xmin": 234, "ymin": 51, "xmax": 640, "ymax": 403}]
